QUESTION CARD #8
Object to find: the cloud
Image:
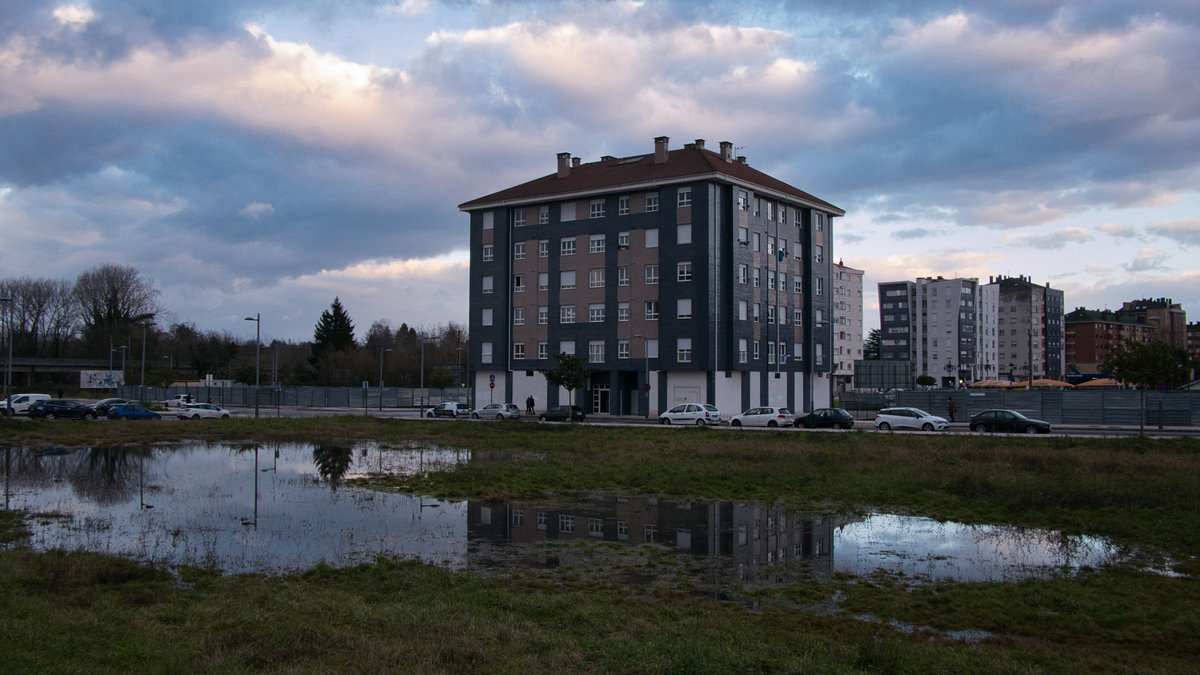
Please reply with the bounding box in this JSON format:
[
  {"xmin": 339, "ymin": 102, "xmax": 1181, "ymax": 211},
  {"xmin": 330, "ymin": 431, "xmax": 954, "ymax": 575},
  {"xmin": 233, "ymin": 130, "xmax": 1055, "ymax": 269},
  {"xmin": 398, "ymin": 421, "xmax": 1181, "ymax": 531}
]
[
  {"xmin": 1150, "ymin": 218, "xmax": 1200, "ymax": 247},
  {"xmin": 1095, "ymin": 223, "xmax": 1137, "ymax": 238},
  {"xmin": 1123, "ymin": 248, "xmax": 1167, "ymax": 272},
  {"xmin": 1006, "ymin": 227, "xmax": 1092, "ymax": 249},
  {"xmin": 892, "ymin": 228, "xmax": 934, "ymax": 240},
  {"xmin": 238, "ymin": 202, "xmax": 275, "ymax": 218}
]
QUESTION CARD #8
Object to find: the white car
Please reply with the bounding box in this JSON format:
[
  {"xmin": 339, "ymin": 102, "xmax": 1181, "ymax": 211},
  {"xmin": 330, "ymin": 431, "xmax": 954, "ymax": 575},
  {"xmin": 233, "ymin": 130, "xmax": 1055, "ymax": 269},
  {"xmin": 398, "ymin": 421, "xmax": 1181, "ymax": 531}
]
[
  {"xmin": 874, "ymin": 407, "xmax": 950, "ymax": 432},
  {"xmin": 425, "ymin": 402, "xmax": 470, "ymax": 418},
  {"xmin": 658, "ymin": 403, "xmax": 722, "ymax": 426},
  {"xmin": 471, "ymin": 403, "xmax": 521, "ymax": 419},
  {"xmin": 163, "ymin": 394, "xmax": 195, "ymax": 408},
  {"xmin": 0, "ymin": 393, "xmax": 51, "ymax": 416},
  {"xmin": 729, "ymin": 407, "xmax": 793, "ymax": 427},
  {"xmin": 176, "ymin": 403, "xmax": 232, "ymax": 419}
]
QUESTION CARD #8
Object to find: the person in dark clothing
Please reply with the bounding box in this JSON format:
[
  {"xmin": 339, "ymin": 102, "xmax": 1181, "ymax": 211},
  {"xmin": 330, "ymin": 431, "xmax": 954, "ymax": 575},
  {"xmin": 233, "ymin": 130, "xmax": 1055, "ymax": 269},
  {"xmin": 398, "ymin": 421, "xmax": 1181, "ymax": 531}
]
[
  {"xmin": 947, "ymin": 398, "xmax": 957, "ymax": 422},
  {"xmin": 526, "ymin": 395, "xmax": 535, "ymax": 415}
]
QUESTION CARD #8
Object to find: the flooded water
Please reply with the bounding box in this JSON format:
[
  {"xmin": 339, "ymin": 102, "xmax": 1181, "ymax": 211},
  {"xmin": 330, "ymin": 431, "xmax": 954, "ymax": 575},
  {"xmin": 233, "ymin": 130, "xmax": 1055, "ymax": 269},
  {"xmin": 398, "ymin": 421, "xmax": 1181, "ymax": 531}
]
[{"xmin": 1, "ymin": 442, "xmax": 1136, "ymax": 583}]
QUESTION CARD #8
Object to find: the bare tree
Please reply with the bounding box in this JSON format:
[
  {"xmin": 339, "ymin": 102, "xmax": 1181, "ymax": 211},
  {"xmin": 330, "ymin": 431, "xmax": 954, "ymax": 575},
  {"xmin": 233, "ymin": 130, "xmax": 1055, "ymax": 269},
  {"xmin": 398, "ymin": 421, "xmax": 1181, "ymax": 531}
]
[{"xmin": 74, "ymin": 264, "xmax": 162, "ymax": 351}]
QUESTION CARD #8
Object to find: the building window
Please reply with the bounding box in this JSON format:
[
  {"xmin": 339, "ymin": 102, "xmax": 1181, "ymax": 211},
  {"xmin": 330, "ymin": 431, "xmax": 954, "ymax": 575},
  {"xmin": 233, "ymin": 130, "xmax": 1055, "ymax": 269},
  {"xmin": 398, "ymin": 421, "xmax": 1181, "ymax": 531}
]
[
  {"xmin": 767, "ymin": 305, "xmax": 776, "ymax": 324},
  {"xmin": 482, "ymin": 275, "xmax": 494, "ymax": 294},
  {"xmin": 816, "ymin": 278, "xmax": 824, "ymax": 295},
  {"xmin": 739, "ymin": 226, "xmax": 749, "ymax": 244},
  {"xmin": 677, "ymin": 261, "xmax": 692, "ymax": 282},
  {"xmin": 814, "ymin": 244, "xmax": 824, "ymax": 264},
  {"xmin": 617, "ymin": 302, "xmax": 629, "ymax": 322},
  {"xmin": 590, "ymin": 199, "xmax": 605, "ymax": 218},
  {"xmin": 677, "ymin": 224, "xmax": 692, "ymax": 245},
  {"xmin": 589, "ymin": 234, "xmax": 605, "ymax": 254},
  {"xmin": 538, "ymin": 272, "xmax": 549, "ymax": 291},
  {"xmin": 677, "ymin": 338, "xmax": 692, "ymax": 362},
  {"xmin": 617, "ymin": 266, "xmax": 629, "ymax": 286},
  {"xmin": 646, "ymin": 339, "xmax": 658, "ymax": 359},
  {"xmin": 482, "ymin": 212, "xmax": 494, "ymax": 230},
  {"xmin": 513, "ymin": 274, "xmax": 525, "ymax": 293},
  {"xmin": 738, "ymin": 339, "xmax": 748, "ymax": 363},
  {"xmin": 589, "ymin": 303, "xmax": 605, "ymax": 323},
  {"xmin": 538, "ymin": 205, "xmax": 549, "ymax": 224},
  {"xmin": 561, "ymin": 238, "xmax": 576, "ymax": 256},
  {"xmin": 538, "ymin": 240, "xmax": 549, "ymax": 258},
  {"xmin": 768, "ymin": 341, "xmax": 776, "ymax": 364},
  {"xmin": 753, "ymin": 304, "xmax": 760, "ymax": 323},
  {"xmin": 560, "ymin": 305, "xmax": 575, "ymax": 323},
  {"xmin": 513, "ymin": 342, "xmax": 525, "ymax": 360},
  {"xmin": 560, "ymin": 202, "xmax": 576, "ymax": 222},
  {"xmin": 589, "ymin": 340, "xmax": 604, "ymax": 364},
  {"xmin": 677, "ymin": 298, "xmax": 692, "ymax": 319},
  {"xmin": 513, "ymin": 307, "xmax": 525, "ymax": 326},
  {"xmin": 738, "ymin": 264, "xmax": 748, "ymax": 284},
  {"xmin": 560, "ymin": 270, "xmax": 576, "ymax": 290},
  {"xmin": 646, "ymin": 193, "xmax": 659, "ymax": 212},
  {"xmin": 559, "ymin": 340, "xmax": 575, "ymax": 355},
  {"xmin": 512, "ymin": 509, "xmax": 524, "ymax": 527},
  {"xmin": 618, "ymin": 340, "xmax": 630, "ymax": 359},
  {"xmin": 645, "ymin": 301, "xmax": 659, "ymax": 321},
  {"xmin": 645, "ymin": 524, "xmax": 658, "ymax": 542},
  {"xmin": 767, "ymin": 236, "xmax": 775, "ymax": 256},
  {"xmin": 753, "ymin": 232, "xmax": 760, "ymax": 251},
  {"xmin": 618, "ymin": 231, "xmax": 630, "ymax": 248},
  {"xmin": 538, "ymin": 306, "xmax": 548, "ymax": 324},
  {"xmin": 753, "ymin": 342, "xmax": 760, "ymax": 360},
  {"xmin": 618, "ymin": 196, "xmax": 630, "ymax": 216},
  {"xmin": 481, "ymin": 342, "xmax": 493, "ymax": 364},
  {"xmin": 738, "ymin": 190, "xmax": 749, "ymax": 210},
  {"xmin": 617, "ymin": 520, "xmax": 629, "ymax": 539},
  {"xmin": 559, "ymin": 514, "xmax": 574, "ymax": 533},
  {"xmin": 589, "ymin": 517, "xmax": 604, "ymax": 537},
  {"xmin": 738, "ymin": 300, "xmax": 747, "ymax": 321},
  {"xmin": 794, "ymin": 278, "xmax": 803, "ymax": 293},
  {"xmin": 793, "ymin": 309, "xmax": 803, "ymax": 326},
  {"xmin": 753, "ymin": 269, "xmax": 760, "ymax": 287},
  {"xmin": 644, "ymin": 265, "xmax": 659, "ymax": 285},
  {"xmin": 677, "ymin": 186, "xmax": 692, "ymax": 207},
  {"xmin": 481, "ymin": 308, "xmax": 493, "ymax": 326},
  {"xmin": 768, "ymin": 271, "xmax": 776, "ymax": 290},
  {"xmin": 589, "ymin": 268, "xmax": 605, "ymax": 288},
  {"xmin": 513, "ymin": 242, "xmax": 524, "ymax": 260},
  {"xmin": 482, "ymin": 244, "xmax": 494, "ymax": 262},
  {"xmin": 537, "ymin": 511, "xmax": 547, "ymax": 530},
  {"xmin": 514, "ymin": 209, "xmax": 525, "ymax": 227},
  {"xmin": 814, "ymin": 212, "xmax": 824, "ymax": 231},
  {"xmin": 645, "ymin": 228, "xmax": 659, "ymax": 248}
]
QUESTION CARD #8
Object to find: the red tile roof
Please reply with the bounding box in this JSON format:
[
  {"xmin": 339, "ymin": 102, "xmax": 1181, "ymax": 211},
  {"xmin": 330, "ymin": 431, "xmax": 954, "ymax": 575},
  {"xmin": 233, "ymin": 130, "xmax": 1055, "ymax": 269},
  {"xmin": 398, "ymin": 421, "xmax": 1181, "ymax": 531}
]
[{"xmin": 459, "ymin": 144, "xmax": 844, "ymax": 215}]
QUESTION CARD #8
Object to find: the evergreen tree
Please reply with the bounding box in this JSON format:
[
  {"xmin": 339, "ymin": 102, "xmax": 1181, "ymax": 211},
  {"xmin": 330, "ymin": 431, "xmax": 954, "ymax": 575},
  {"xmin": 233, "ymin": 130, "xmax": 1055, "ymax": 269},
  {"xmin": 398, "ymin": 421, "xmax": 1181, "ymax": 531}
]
[
  {"xmin": 310, "ymin": 297, "xmax": 356, "ymax": 363},
  {"xmin": 863, "ymin": 328, "xmax": 882, "ymax": 360}
]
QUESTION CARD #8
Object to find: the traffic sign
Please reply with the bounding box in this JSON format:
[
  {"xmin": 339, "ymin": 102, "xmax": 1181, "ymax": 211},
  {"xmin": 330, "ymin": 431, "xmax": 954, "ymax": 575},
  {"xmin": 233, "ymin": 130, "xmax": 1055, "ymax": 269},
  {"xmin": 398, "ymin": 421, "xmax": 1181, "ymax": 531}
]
[
  {"xmin": 490, "ymin": 382, "xmax": 495, "ymax": 389},
  {"xmin": 643, "ymin": 383, "xmax": 651, "ymax": 392}
]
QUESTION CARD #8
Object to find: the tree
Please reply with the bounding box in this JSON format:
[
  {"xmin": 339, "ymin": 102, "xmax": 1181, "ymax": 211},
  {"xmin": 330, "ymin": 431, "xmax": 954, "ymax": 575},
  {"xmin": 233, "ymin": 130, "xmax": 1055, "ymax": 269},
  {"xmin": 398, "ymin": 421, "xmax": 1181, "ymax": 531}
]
[
  {"xmin": 915, "ymin": 374, "xmax": 936, "ymax": 388},
  {"xmin": 1104, "ymin": 340, "xmax": 1190, "ymax": 434},
  {"xmin": 541, "ymin": 353, "xmax": 593, "ymax": 406},
  {"xmin": 310, "ymin": 297, "xmax": 357, "ymax": 384},
  {"xmin": 74, "ymin": 264, "xmax": 161, "ymax": 350},
  {"xmin": 863, "ymin": 328, "xmax": 881, "ymax": 360}
]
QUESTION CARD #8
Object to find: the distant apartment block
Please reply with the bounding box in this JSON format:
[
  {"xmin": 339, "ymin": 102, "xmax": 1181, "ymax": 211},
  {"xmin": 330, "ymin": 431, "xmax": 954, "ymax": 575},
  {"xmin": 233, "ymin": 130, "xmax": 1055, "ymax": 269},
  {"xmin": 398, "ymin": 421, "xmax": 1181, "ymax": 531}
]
[
  {"xmin": 1116, "ymin": 298, "xmax": 1187, "ymax": 350},
  {"xmin": 1065, "ymin": 308, "xmax": 1159, "ymax": 373},
  {"xmin": 1189, "ymin": 322, "xmax": 1200, "ymax": 364},
  {"xmin": 877, "ymin": 276, "xmax": 981, "ymax": 386},
  {"xmin": 460, "ymin": 137, "xmax": 845, "ymax": 416},
  {"xmin": 831, "ymin": 260, "xmax": 863, "ymax": 393},
  {"xmin": 986, "ymin": 275, "xmax": 1065, "ymax": 381}
]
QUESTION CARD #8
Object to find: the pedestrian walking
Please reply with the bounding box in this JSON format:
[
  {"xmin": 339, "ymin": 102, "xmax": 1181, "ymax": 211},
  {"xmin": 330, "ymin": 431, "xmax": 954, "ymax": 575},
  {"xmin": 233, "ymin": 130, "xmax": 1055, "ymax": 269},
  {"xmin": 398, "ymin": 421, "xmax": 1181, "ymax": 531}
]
[
  {"xmin": 526, "ymin": 395, "xmax": 535, "ymax": 415},
  {"xmin": 947, "ymin": 398, "xmax": 957, "ymax": 422}
]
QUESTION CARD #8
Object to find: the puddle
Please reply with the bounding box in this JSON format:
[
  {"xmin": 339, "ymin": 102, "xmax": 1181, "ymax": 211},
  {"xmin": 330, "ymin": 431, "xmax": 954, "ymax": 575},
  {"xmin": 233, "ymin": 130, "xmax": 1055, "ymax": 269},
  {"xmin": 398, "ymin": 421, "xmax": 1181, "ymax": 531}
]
[{"xmin": 0, "ymin": 443, "xmax": 1159, "ymax": 585}]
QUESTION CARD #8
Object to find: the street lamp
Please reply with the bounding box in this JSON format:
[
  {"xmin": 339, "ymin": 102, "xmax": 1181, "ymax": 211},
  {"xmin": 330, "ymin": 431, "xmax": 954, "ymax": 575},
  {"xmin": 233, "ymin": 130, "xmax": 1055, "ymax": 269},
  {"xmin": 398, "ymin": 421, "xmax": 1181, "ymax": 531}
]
[
  {"xmin": 634, "ymin": 334, "xmax": 649, "ymax": 419},
  {"xmin": 244, "ymin": 313, "xmax": 260, "ymax": 418},
  {"xmin": 419, "ymin": 336, "xmax": 436, "ymax": 410},
  {"xmin": 1, "ymin": 296, "xmax": 11, "ymax": 415},
  {"xmin": 378, "ymin": 346, "xmax": 392, "ymax": 411},
  {"xmin": 456, "ymin": 346, "xmax": 464, "ymax": 387},
  {"xmin": 139, "ymin": 321, "xmax": 156, "ymax": 403}
]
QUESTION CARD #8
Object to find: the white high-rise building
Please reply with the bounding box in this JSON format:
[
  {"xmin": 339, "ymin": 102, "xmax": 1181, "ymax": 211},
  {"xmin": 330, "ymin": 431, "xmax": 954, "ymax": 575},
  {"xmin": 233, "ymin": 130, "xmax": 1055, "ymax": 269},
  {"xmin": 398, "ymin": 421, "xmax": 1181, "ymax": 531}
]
[{"xmin": 832, "ymin": 260, "xmax": 863, "ymax": 393}]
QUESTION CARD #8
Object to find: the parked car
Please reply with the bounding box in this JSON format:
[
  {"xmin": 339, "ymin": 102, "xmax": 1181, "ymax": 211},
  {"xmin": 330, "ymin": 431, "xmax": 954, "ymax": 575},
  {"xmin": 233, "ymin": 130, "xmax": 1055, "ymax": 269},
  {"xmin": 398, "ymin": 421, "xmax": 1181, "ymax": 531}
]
[
  {"xmin": 27, "ymin": 399, "xmax": 97, "ymax": 421},
  {"xmin": 425, "ymin": 402, "xmax": 470, "ymax": 418},
  {"xmin": 969, "ymin": 409, "xmax": 1051, "ymax": 434},
  {"xmin": 538, "ymin": 405, "xmax": 586, "ymax": 422},
  {"xmin": 795, "ymin": 408, "xmax": 855, "ymax": 429},
  {"xmin": 106, "ymin": 403, "xmax": 162, "ymax": 421},
  {"xmin": 471, "ymin": 403, "xmax": 521, "ymax": 419},
  {"xmin": 88, "ymin": 398, "xmax": 129, "ymax": 415},
  {"xmin": 163, "ymin": 394, "xmax": 195, "ymax": 408},
  {"xmin": 874, "ymin": 407, "xmax": 949, "ymax": 432},
  {"xmin": 0, "ymin": 393, "xmax": 51, "ymax": 416},
  {"xmin": 176, "ymin": 403, "xmax": 233, "ymax": 420},
  {"xmin": 658, "ymin": 403, "xmax": 722, "ymax": 426},
  {"xmin": 729, "ymin": 407, "xmax": 793, "ymax": 427}
]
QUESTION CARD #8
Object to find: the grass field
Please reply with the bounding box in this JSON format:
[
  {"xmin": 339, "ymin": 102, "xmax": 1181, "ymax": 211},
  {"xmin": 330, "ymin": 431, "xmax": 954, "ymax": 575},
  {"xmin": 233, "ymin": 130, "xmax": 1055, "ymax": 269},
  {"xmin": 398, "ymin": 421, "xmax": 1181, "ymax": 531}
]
[{"xmin": 2, "ymin": 417, "xmax": 1199, "ymax": 672}]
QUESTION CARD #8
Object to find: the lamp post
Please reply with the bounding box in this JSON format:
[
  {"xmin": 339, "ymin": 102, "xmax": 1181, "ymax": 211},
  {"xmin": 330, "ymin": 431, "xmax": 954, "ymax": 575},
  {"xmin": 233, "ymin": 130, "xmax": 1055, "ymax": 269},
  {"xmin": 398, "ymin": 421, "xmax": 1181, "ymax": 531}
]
[
  {"xmin": 378, "ymin": 346, "xmax": 392, "ymax": 411},
  {"xmin": 945, "ymin": 359, "xmax": 953, "ymax": 389},
  {"xmin": 456, "ymin": 346, "xmax": 464, "ymax": 387},
  {"xmin": 139, "ymin": 321, "xmax": 156, "ymax": 403},
  {"xmin": 634, "ymin": 334, "xmax": 649, "ymax": 419},
  {"xmin": 1, "ymin": 296, "xmax": 11, "ymax": 415},
  {"xmin": 244, "ymin": 313, "xmax": 260, "ymax": 418}
]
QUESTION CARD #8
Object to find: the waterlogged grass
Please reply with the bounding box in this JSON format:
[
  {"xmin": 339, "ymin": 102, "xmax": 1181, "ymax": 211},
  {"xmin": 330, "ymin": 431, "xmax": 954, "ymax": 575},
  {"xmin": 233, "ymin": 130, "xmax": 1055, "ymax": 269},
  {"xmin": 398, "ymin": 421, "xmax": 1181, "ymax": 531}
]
[{"xmin": 3, "ymin": 417, "xmax": 1200, "ymax": 671}]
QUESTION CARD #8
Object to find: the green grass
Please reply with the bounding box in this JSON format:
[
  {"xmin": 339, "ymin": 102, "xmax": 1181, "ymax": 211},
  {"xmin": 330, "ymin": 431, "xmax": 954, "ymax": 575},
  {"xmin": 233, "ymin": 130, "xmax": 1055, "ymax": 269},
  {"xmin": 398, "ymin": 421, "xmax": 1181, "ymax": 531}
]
[{"xmin": 3, "ymin": 417, "xmax": 1200, "ymax": 672}]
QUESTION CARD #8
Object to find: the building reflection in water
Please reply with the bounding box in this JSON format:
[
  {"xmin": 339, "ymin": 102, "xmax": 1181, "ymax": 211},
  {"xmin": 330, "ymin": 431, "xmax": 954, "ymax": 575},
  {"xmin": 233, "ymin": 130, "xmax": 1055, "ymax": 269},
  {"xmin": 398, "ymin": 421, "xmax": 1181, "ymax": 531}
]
[{"xmin": 468, "ymin": 496, "xmax": 842, "ymax": 587}]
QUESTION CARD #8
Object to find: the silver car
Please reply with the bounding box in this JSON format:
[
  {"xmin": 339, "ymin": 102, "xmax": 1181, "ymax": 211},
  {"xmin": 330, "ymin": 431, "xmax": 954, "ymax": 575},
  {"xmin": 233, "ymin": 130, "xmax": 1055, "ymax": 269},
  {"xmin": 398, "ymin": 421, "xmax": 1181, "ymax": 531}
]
[
  {"xmin": 874, "ymin": 407, "xmax": 950, "ymax": 431},
  {"xmin": 471, "ymin": 403, "xmax": 521, "ymax": 420},
  {"xmin": 658, "ymin": 403, "xmax": 722, "ymax": 425}
]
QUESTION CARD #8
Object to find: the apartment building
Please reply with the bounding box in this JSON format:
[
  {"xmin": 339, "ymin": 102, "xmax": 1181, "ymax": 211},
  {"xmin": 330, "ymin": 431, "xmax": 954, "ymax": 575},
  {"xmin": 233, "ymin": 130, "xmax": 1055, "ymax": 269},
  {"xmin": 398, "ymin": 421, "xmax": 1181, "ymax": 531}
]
[
  {"xmin": 1116, "ymin": 298, "xmax": 1187, "ymax": 350},
  {"xmin": 877, "ymin": 276, "xmax": 982, "ymax": 386},
  {"xmin": 986, "ymin": 275, "xmax": 1065, "ymax": 381},
  {"xmin": 831, "ymin": 260, "xmax": 864, "ymax": 393},
  {"xmin": 460, "ymin": 137, "xmax": 844, "ymax": 417},
  {"xmin": 1065, "ymin": 308, "xmax": 1159, "ymax": 373}
]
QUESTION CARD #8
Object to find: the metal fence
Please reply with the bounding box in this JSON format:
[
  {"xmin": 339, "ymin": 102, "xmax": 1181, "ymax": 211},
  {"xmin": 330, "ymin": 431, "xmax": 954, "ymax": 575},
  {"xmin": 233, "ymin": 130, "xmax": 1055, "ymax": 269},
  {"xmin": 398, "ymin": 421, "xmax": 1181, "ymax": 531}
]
[
  {"xmin": 840, "ymin": 389, "xmax": 1200, "ymax": 427},
  {"xmin": 118, "ymin": 385, "xmax": 471, "ymax": 411}
]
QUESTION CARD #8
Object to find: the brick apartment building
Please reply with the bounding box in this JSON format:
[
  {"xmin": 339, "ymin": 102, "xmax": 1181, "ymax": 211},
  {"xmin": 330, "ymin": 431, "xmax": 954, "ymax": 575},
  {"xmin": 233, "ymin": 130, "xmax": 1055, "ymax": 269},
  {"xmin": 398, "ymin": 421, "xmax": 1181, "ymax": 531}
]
[{"xmin": 460, "ymin": 137, "xmax": 844, "ymax": 417}]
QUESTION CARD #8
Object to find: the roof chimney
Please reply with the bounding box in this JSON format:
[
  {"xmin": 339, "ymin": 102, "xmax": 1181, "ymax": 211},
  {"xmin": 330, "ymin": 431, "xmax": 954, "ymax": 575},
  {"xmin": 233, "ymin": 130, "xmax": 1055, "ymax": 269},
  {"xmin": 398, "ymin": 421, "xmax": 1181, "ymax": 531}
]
[
  {"xmin": 572, "ymin": 157, "xmax": 580, "ymax": 168},
  {"xmin": 557, "ymin": 152, "xmax": 571, "ymax": 178},
  {"xmin": 720, "ymin": 141, "xmax": 733, "ymax": 162},
  {"xmin": 694, "ymin": 139, "xmax": 705, "ymax": 150},
  {"xmin": 654, "ymin": 136, "xmax": 669, "ymax": 164}
]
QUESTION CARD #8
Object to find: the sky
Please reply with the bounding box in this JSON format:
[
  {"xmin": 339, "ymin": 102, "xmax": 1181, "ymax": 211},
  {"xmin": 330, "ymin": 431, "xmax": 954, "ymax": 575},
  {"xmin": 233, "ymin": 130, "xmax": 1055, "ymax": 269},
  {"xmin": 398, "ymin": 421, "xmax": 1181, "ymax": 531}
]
[{"xmin": 2, "ymin": 0, "xmax": 1198, "ymax": 344}]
